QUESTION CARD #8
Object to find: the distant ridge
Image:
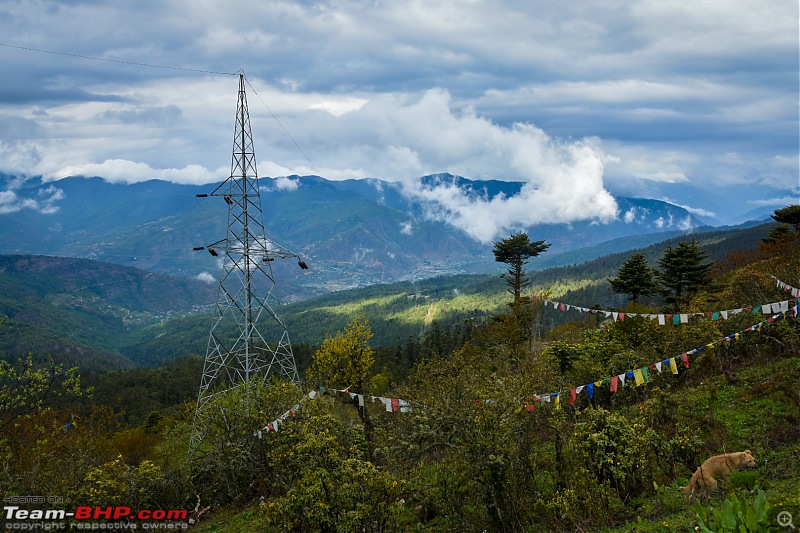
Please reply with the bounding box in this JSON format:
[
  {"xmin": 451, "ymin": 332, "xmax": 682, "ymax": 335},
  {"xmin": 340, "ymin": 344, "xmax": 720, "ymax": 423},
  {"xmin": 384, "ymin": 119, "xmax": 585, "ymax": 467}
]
[{"xmin": 0, "ymin": 173, "xmax": 775, "ymax": 300}]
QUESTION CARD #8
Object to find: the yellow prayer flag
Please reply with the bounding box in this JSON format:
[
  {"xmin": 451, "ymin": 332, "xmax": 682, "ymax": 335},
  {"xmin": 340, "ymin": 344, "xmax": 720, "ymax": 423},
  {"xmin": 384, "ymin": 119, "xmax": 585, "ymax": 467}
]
[
  {"xmin": 634, "ymin": 368, "xmax": 644, "ymax": 386},
  {"xmin": 669, "ymin": 358, "xmax": 679, "ymax": 374}
]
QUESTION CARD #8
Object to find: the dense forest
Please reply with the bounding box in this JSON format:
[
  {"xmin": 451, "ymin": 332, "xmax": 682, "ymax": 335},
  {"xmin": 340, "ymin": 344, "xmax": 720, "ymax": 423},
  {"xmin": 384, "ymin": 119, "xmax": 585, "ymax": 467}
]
[{"xmin": 1, "ymin": 215, "xmax": 799, "ymax": 531}]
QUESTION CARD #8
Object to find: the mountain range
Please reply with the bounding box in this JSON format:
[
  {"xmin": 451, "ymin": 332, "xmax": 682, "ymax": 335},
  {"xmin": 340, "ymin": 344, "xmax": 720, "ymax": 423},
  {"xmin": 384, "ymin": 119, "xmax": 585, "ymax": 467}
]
[
  {"xmin": 0, "ymin": 172, "xmax": 763, "ymax": 301},
  {"xmin": 0, "ymin": 221, "xmax": 776, "ymax": 371}
]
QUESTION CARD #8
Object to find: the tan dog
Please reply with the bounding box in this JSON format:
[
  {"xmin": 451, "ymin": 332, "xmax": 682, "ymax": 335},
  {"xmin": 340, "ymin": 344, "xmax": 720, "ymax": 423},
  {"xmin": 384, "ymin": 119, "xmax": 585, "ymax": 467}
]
[{"xmin": 681, "ymin": 450, "xmax": 757, "ymax": 503}]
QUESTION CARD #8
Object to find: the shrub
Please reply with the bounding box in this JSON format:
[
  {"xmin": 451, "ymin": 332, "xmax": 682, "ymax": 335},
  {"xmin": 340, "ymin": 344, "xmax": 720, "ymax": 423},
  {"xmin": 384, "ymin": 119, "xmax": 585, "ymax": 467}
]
[{"xmin": 571, "ymin": 407, "xmax": 658, "ymax": 500}]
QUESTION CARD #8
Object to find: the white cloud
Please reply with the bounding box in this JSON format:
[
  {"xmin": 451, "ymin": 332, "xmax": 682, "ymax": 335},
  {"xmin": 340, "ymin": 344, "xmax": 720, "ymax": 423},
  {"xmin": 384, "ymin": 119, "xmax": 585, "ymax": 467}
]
[
  {"xmin": 0, "ymin": 190, "xmax": 30, "ymax": 214},
  {"xmin": 662, "ymin": 200, "xmax": 716, "ymax": 219},
  {"xmin": 46, "ymin": 159, "xmax": 222, "ymax": 184},
  {"xmin": 677, "ymin": 216, "xmax": 694, "ymax": 232},
  {"xmin": 0, "ymin": 183, "xmax": 63, "ymax": 214},
  {"xmin": 748, "ymin": 196, "xmax": 800, "ymax": 207},
  {"xmin": 274, "ymin": 177, "xmax": 300, "ymax": 191},
  {"xmin": 602, "ymin": 143, "xmax": 693, "ymax": 184},
  {"xmin": 309, "ymin": 97, "xmax": 368, "ymax": 117},
  {"xmin": 760, "ymin": 155, "xmax": 800, "ymax": 190},
  {"xmin": 393, "ymin": 118, "xmax": 619, "ymax": 243},
  {"xmin": 0, "ymin": 0, "xmax": 793, "ymax": 222},
  {"xmin": 258, "ymin": 89, "xmax": 618, "ymax": 243},
  {"xmin": 195, "ymin": 272, "xmax": 216, "ymax": 284},
  {"xmin": 0, "ymin": 139, "xmax": 42, "ymax": 175}
]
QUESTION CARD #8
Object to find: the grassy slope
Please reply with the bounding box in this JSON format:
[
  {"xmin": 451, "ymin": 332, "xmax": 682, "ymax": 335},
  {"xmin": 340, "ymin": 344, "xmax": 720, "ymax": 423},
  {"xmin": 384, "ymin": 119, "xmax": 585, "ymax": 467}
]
[
  {"xmin": 0, "ymin": 254, "xmax": 214, "ymax": 369},
  {"xmin": 188, "ymin": 352, "xmax": 799, "ymax": 532},
  {"xmin": 186, "ymin": 350, "xmax": 799, "ymax": 532},
  {"xmin": 597, "ymin": 354, "xmax": 800, "ymax": 532}
]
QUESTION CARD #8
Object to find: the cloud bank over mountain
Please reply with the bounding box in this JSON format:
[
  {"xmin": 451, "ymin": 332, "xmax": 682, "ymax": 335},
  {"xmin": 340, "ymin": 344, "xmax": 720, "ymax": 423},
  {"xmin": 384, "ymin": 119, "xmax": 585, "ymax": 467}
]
[{"xmin": 0, "ymin": 0, "xmax": 796, "ymax": 226}]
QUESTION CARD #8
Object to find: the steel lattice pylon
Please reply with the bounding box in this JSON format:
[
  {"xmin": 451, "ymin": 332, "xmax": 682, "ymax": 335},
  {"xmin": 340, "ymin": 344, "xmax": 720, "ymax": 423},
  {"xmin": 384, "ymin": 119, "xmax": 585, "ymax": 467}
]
[{"xmin": 190, "ymin": 73, "xmax": 302, "ymax": 451}]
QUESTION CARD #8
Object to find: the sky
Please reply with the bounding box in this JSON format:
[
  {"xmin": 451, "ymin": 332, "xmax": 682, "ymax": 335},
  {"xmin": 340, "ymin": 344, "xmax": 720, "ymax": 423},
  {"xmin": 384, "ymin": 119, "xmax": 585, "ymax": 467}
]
[{"xmin": 0, "ymin": 0, "xmax": 797, "ymax": 239}]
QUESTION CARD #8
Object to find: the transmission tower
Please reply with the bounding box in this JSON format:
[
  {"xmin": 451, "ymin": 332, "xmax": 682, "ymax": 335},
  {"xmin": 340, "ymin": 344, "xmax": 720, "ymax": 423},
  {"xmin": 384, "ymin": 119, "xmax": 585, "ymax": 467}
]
[{"xmin": 190, "ymin": 73, "xmax": 306, "ymax": 451}]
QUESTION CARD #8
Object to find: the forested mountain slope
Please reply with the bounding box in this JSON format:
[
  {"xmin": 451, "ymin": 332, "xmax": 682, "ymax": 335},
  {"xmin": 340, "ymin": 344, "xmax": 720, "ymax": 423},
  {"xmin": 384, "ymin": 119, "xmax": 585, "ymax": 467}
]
[
  {"xmin": 0, "ymin": 254, "xmax": 214, "ymax": 369},
  {"xmin": 0, "ymin": 222, "xmax": 778, "ymax": 369}
]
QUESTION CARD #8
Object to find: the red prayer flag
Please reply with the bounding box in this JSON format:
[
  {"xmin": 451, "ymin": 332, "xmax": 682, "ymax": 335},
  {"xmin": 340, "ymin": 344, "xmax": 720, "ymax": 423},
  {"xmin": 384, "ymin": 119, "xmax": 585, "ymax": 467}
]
[
  {"xmin": 681, "ymin": 353, "xmax": 690, "ymax": 368},
  {"xmin": 610, "ymin": 375, "xmax": 619, "ymax": 393}
]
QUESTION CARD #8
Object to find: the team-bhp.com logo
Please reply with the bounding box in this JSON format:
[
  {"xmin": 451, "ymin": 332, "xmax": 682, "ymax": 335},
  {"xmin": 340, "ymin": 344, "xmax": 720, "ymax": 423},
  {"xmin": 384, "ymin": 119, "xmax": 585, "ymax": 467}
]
[{"xmin": 4, "ymin": 505, "xmax": 188, "ymax": 529}]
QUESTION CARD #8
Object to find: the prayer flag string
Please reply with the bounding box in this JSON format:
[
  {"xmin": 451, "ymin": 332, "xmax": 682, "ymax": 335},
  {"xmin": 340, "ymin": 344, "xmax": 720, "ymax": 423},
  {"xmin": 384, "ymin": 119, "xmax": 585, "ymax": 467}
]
[
  {"xmin": 524, "ymin": 309, "xmax": 795, "ymax": 410},
  {"xmin": 533, "ymin": 294, "xmax": 797, "ymax": 326},
  {"xmin": 256, "ymin": 308, "xmax": 794, "ymax": 434}
]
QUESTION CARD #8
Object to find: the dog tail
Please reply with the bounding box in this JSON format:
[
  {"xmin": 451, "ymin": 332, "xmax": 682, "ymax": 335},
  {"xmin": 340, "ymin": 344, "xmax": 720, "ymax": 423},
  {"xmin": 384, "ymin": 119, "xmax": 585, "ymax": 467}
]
[{"xmin": 681, "ymin": 473, "xmax": 695, "ymax": 493}]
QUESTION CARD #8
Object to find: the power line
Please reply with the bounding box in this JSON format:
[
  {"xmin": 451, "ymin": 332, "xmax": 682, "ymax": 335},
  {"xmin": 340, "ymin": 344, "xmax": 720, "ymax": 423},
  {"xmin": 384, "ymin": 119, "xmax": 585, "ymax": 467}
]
[
  {"xmin": 244, "ymin": 76, "xmax": 324, "ymax": 178},
  {"xmin": 244, "ymin": 75, "xmax": 384, "ymax": 257},
  {"xmin": 0, "ymin": 43, "xmax": 381, "ymax": 272},
  {"xmin": 0, "ymin": 42, "xmax": 238, "ymax": 76}
]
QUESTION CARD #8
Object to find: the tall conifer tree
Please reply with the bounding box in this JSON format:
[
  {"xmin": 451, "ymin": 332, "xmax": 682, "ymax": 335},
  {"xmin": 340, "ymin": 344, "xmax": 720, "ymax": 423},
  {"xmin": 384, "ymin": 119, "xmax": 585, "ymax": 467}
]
[
  {"xmin": 608, "ymin": 252, "xmax": 659, "ymax": 303},
  {"xmin": 771, "ymin": 204, "xmax": 800, "ymax": 232},
  {"xmin": 657, "ymin": 239, "xmax": 712, "ymax": 309},
  {"xmin": 492, "ymin": 232, "xmax": 550, "ymax": 300}
]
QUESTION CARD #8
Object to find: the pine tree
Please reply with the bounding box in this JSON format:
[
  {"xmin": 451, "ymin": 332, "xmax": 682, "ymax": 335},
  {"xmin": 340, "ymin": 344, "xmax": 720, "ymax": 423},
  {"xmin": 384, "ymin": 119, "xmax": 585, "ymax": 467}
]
[
  {"xmin": 763, "ymin": 224, "xmax": 793, "ymax": 244},
  {"xmin": 607, "ymin": 252, "xmax": 659, "ymax": 304},
  {"xmin": 492, "ymin": 232, "xmax": 550, "ymax": 300},
  {"xmin": 657, "ymin": 239, "xmax": 713, "ymax": 310},
  {"xmin": 771, "ymin": 204, "xmax": 800, "ymax": 232}
]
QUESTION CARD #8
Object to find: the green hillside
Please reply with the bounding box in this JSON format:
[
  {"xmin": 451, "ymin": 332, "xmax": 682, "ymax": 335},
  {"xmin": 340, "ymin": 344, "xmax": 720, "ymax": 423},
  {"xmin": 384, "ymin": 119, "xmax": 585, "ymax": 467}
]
[
  {"xmin": 1, "ymin": 222, "xmax": 797, "ymax": 532},
  {"xmin": 0, "ymin": 254, "xmax": 214, "ymax": 369}
]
